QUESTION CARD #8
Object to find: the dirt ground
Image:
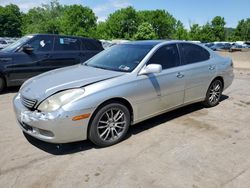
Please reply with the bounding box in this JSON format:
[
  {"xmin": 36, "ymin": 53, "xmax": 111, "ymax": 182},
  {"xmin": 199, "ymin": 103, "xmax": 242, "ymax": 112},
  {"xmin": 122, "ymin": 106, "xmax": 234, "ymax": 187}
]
[
  {"xmin": 0, "ymin": 60, "xmax": 250, "ymax": 187},
  {"xmin": 219, "ymin": 51, "xmax": 250, "ymax": 69}
]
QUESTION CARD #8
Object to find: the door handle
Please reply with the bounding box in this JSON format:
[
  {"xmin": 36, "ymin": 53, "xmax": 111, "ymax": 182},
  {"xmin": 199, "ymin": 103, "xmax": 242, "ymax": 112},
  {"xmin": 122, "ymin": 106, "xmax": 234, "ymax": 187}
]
[
  {"xmin": 209, "ymin": 65, "xmax": 215, "ymax": 70},
  {"xmin": 176, "ymin": 72, "xmax": 184, "ymax": 78}
]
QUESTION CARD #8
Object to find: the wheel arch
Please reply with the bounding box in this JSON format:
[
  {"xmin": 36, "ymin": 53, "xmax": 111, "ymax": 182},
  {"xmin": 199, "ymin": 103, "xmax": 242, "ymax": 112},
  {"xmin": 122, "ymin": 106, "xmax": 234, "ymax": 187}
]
[
  {"xmin": 87, "ymin": 97, "xmax": 134, "ymax": 138},
  {"xmin": 212, "ymin": 76, "xmax": 224, "ymax": 90}
]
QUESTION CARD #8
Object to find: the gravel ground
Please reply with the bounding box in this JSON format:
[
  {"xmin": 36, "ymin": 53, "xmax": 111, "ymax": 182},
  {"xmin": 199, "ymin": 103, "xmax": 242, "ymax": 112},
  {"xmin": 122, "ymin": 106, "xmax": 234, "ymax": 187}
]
[{"xmin": 0, "ymin": 68, "xmax": 250, "ymax": 188}]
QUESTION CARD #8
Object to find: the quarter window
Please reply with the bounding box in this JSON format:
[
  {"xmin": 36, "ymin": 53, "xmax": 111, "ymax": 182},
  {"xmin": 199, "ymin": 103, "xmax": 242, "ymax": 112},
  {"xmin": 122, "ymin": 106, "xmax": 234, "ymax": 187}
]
[
  {"xmin": 147, "ymin": 44, "xmax": 180, "ymax": 69},
  {"xmin": 54, "ymin": 37, "xmax": 81, "ymax": 51},
  {"xmin": 179, "ymin": 43, "xmax": 210, "ymax": 65}
]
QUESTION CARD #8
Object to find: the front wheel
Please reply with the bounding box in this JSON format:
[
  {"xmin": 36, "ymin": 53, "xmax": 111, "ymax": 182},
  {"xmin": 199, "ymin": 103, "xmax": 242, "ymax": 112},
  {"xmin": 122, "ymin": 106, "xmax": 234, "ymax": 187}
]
[
  {"xmin": 203, "ymin": 79, "xmax": 223, "ymax": 107},
  {"xmin": 89, "ymin": 103, "xmax": 130, "ymax": 147}
]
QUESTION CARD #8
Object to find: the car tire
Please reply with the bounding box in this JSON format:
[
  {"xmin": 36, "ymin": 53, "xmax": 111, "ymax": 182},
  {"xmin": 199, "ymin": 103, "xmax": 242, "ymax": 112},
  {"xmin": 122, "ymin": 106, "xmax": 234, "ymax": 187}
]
[
  {"xmin": 203, "ymin": 79, "xmax": 223, "ymax": 107},
  {"xmin": 0, "ymin": 76, "xmax": 5, "ymax": 93},
  {"xmin": 89, "ymin": 102, "xmax": 130, "ymax": 147}
]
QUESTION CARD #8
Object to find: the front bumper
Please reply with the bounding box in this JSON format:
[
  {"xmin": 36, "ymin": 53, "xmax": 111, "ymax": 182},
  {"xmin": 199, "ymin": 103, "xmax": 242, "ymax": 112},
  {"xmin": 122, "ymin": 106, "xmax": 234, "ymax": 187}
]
[{"xmin": 13, "ymin": 94, "xmax": 94, "ymax": 143}]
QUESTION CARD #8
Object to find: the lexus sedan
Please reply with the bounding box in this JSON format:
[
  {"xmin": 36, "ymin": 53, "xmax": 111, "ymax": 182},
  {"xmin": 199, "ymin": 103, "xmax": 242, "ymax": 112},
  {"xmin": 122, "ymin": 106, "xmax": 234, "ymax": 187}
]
[{"xmin": 13, "ymin": 41, "xmax": 234, "ymax": 147}]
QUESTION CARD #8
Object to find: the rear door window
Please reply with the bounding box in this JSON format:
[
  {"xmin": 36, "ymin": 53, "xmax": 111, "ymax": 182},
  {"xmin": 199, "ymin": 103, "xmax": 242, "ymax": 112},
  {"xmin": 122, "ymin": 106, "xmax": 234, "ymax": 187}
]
[
  {"xmin": 147, "ymin": 44, "xmax": 180, "ymax": 69},
  {"xmin": 179, "ymin": 43, "xmax": 210, "ymax": 65},
  {"xmin": 54, "ymin": 37, "xmax": 81, "ymax": 51}
]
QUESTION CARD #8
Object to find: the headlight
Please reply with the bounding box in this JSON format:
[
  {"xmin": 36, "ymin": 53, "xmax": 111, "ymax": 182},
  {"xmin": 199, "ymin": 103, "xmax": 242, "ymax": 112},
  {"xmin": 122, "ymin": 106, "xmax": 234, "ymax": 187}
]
[{"xmin": 38, "ymin": 88, "xmax": 85, "ymax": 112}]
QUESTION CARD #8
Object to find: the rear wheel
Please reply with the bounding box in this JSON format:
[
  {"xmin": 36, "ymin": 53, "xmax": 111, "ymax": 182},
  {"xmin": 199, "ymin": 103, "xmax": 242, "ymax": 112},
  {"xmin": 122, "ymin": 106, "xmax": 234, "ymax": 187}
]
[
  {"xmin": 203, "ymin": 79, "xmax": 223, "ymax": 107},
  {"xmin": 0, "ymin": 76, "xmax": 5, "ymax": 93},
  {"xmin": 89, "ymin": 103, "xmax": 130, "ymax": 147}
]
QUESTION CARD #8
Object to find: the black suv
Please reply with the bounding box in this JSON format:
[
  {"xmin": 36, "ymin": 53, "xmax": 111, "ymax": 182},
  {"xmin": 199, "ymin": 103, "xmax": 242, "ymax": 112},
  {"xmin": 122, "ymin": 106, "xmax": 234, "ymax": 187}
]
[{"xmin": 0, "ymin": 34, "xmax": 103, "ymax": 92}]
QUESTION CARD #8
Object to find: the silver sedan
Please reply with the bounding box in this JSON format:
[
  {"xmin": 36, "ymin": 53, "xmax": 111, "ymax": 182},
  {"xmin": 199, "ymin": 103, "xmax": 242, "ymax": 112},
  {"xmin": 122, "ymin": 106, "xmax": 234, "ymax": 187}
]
[{"xmin": 13, "ymin": 40, "xmax": 234, "ymax": 147}]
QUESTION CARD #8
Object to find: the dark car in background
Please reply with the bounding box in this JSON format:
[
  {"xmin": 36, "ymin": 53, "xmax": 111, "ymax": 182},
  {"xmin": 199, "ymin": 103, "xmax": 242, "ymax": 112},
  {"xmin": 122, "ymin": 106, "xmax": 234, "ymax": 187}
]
[
  {"xmin": 210, "ymin": 43, "xmax": 232, "ymax": 51},
  {"xmin": 0, "ymin": 34, "xmax": 103, "ymax": 92},
  {"xmin": 0, "ymin": 39, "xmax": 8, "ymax": 49}
]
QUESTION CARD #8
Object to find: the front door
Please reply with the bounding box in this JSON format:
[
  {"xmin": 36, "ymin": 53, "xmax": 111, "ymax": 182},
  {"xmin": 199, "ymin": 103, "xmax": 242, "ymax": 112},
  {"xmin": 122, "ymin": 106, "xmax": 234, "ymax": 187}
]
[
  {"xmin": 9, "ymin": 35, "xmax": 54, "ymax": 85},
  {"xmin": 135, "ymin": 44, "xmax": 185, "ymax": 121}
]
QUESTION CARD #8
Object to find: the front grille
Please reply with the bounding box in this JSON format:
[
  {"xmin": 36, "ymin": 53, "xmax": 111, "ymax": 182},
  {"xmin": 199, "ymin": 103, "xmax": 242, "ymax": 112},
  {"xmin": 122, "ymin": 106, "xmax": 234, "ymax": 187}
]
[{"xmin": 21, "ymin": 95, "xmax": 37, "ymax": 110}]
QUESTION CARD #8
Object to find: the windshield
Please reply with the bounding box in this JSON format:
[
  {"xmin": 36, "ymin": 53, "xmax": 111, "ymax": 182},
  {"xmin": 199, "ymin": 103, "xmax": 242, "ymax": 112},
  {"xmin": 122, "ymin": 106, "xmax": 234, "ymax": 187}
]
[
  {"xmin": 85, "ymin": 44, "xmax": 152, "ymax": 72},
  {"xmin": 1, "ymin": 36, "xmax": 33, "ymax": 52}
]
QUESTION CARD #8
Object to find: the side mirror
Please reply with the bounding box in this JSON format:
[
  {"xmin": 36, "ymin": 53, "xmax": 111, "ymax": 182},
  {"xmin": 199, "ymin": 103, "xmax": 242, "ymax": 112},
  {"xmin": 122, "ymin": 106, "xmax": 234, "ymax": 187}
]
[
  {"xmin": 139, "ymin": 64, "xmax": 162, "ymax": 75},
  {"xmin": 22, "ymin": 45, "xmax": 34, "ymax": 53}
]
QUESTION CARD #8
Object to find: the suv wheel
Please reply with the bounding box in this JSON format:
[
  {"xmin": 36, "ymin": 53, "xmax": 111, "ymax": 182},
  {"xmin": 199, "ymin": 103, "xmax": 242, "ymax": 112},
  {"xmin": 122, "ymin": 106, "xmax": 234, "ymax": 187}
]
[{"xmin": 89, "ymin": 102, "xmax": 130, "ymax": 147}]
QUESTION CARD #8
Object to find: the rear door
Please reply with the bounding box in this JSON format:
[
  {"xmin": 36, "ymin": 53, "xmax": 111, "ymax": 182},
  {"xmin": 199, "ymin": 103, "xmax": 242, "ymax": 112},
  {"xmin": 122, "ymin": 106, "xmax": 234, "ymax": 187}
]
[
  {"xmin": 9, "ymin": 35, "xmax": 54, "ymax": 85},
  {"xmin": 178, "ymin": 43, "xmax": 216, "ymax": 103},
  {"xmin": 50, "ymin": 36, "xmax": 82, "ymax": 69}
]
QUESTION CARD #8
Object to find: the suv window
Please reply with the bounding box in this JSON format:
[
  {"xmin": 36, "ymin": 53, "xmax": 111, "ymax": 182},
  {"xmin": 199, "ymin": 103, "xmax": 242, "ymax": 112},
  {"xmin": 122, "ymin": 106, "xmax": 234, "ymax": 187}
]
[
  {"xmin": 54, "ymin": 37, "xmax": 81, "ymax": 51},
  {"xmin": 179, "ymin": 43, "xmax": 210, "ymax": 65},
  {"xmin": 147, "ymin": 44, "xmax": 180, "ymax": 69},
  {"xmin": 82, "ymin": 39, "xmax": 102, "ymax": 51},
  {"xmin": 27, "ymin": 35, "xmax": 54, "ymax": 52}
]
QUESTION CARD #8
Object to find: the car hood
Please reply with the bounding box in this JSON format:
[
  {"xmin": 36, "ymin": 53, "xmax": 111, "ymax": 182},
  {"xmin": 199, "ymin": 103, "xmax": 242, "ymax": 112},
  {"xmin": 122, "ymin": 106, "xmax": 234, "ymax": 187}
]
[{"xmin": 20, "ymin": 65, "xmax": 125, "ymax": 100}]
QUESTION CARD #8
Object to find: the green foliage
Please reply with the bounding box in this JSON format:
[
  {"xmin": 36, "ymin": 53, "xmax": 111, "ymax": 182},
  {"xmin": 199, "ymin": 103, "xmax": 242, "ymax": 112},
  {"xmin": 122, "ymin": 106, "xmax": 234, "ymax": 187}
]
[
  {"xmin": 189, "ymin": 16, "xmax": 226, "ymax": 42},
  {"xmin": 211, "ymin": 16, "xmax": 226, "ymax": 41},
  {"xmin": 0, "ymin": 0, "xmax": 249, "ymax": 42},
  {"xmin": 173, "ymin": 20, "xmax": 188, "ymax": 40},
  {"xmin": 133, "ymin": 22, "xmax": 157, "ymax": 40},
  {"xmin": 22, "ymin": 0, "xmax": 64, "ymax": 34},
  {"xmin": 22, "ymin": 0, "xmax": 97, "ymax": 37},
  {"xmin": 138, "ymin": 10, "xmax": 176, "ymax": 39},
  {"xmin": 0, "ymin": 4, "xmax": 22, "ymax": 37},
  {"xmin": 60, "ymin": 5, "xmax": 97, "ymax": 37},
  {"xmin": 95, "ymin": 22, "xmax": 109, "ymax": 39},
  {"xmin": 189, "ymin": 24, "xmax": 201, "ymax": 41},
  {"xmin": 105, "ymin": 6, "xmax": 139, "ymax": 39},
  {"xmin": 225, "ymin": 27, "xmax": 235, "ymax": 41},
  {"xmin": 233, "ymin": 19, "xmax": 250, "ymax": 41}
]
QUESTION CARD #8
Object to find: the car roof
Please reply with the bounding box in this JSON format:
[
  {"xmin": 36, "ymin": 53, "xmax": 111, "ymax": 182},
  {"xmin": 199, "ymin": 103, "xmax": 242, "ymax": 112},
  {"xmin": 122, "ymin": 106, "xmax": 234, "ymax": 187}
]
[
  {"xmin": 125, "ymin": 40, "xmax": 168, "ymax": 47},
  {"xmin": 29, "ymin": 33, "xmax": 98, "ymax": 41},
  {"xmin": 122, "ymin": 40, "xmax": 193, "ymax": 47}
]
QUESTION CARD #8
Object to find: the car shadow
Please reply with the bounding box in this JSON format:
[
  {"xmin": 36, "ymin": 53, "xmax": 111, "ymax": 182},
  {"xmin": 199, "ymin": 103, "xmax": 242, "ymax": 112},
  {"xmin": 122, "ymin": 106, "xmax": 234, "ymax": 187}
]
[
  {"xmin": 127, "ymin": 95, "xmax": 229, "ymax": 136},
  {"xmin": 24, "ymin": 94, "xmax": 229, "ymax": 155}
]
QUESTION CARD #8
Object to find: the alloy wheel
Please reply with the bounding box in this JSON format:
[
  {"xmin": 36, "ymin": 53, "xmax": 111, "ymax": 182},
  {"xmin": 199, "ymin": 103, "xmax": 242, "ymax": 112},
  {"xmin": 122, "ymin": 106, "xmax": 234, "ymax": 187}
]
[{"xmin": 97, "ymin": 108, "xmax": 127, "ymax": 142}]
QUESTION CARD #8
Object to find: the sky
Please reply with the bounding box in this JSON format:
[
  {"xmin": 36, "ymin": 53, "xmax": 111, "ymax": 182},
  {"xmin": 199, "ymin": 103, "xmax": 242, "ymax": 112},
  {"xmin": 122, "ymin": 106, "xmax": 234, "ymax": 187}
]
[{"xmin": 0, "ymin": 0, "xmax": 250, "ymax": 28}]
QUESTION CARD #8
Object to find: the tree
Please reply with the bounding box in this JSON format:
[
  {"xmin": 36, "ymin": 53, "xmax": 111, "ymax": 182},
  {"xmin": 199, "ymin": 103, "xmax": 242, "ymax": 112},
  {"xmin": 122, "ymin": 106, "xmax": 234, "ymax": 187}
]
[
  {"xmin": 233, "ymin": 19, "xmax": 250, "ymax": 41},
  {"xmin": 199, "ymin": 23, "xmax": 215, "ymax": 42},
  {"xmin": 95, "ymin": 22, "xmax": 109, "ymax": 39},
  {"xmin": 138, "ymin": 10, "xmax": 176, "ymax": 39},
  {"xmin": 22, "ymin": 0, "xmax": 64, "ymax": 34},
  {"xmin": 133, "ymin": 22, "xmax": 157, "ymax": 40},
  {"xmin": 60, "ymin": 5, "xmax": 97, "ymax": 37},
  {"xmin": 105, "ymin": 6, "xmax": 139, "ymax": 39},
  {"xmin": 0, "ymin": 4, "xmax": 22, "ymax": 37},
  {"xmin": 189, "ymin": 24, "xmax": 201, "ymax": 41},
  {"xmin": 211, "ymin": 16, "xmax": 226, "ymax": 41},
  {"xmin": 173, "ymin": 20, "xmax": 188, "ymax": 40}
]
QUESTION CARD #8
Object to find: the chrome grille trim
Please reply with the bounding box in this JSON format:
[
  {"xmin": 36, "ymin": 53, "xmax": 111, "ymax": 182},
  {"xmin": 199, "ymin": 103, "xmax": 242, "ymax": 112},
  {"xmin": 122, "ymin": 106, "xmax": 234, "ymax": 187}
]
[{"xmin": 21, "ymin": 95, "xmax": 37, "ymax": 110}]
